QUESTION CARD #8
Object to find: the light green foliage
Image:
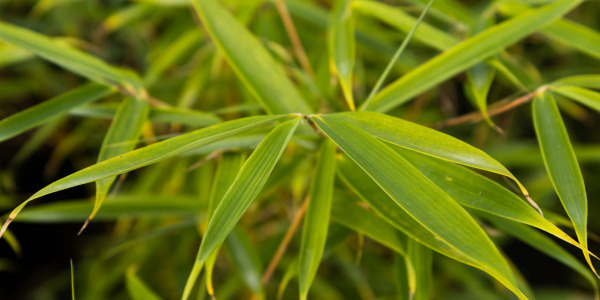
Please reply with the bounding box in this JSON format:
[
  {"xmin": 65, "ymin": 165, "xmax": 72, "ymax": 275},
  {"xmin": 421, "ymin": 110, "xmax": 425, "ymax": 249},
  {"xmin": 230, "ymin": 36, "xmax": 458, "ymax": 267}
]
[{"xmin": 0, "ymin": 0, "xmax": 599, "ymax": 299}]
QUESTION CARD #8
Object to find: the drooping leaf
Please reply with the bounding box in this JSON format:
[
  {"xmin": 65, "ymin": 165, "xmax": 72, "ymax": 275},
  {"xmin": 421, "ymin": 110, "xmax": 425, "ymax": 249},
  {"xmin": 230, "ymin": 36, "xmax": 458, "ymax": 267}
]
[
  {"xmin": 89, "ymin": 97, "xmax": 150, "ymax": 228},
  {"xmin": 298, "ymin": 140, "xmax": 337, "ymax": 300},
  {"xmin": 312, "ymin": 115, "xmax": 526, "ymax": 299},
  {"xmin": 0, "ymin": 115, "xmax": 290, "ymax": 237},
  {"xmin": 532, "ymin": 92, "xmax": 596, "ymax": 276},
  {"xmin": 323, "ymin": 111, "xmax": 535, "ymax": 204},
  {"xmin": 465, "ymin": 63, "xmax": 497, "ymax": 128},
  {"xmin": 0, "ymin": 83, "xmax": 115, "ymax": 142},
  {"xmin": 361, "ymin": 0, "xmax": 583, "ymax": 112},
  {"xmin": 552, "ymin": 86, "xmax": 600, "ymax": 114},
  {"xmin": 0, "ymin": 22, "xmax": 143, "ymax": 94},
  {"xmin": 191, "ymin": 0, "xmax": 312, "ymax": 114},
  {"xmin": 183, "ymin": 117, "xmax": 301, "ymax": 299},
  {"xmin": 328, "ymin": 0, "xmax": 356, "ymax": 110}
]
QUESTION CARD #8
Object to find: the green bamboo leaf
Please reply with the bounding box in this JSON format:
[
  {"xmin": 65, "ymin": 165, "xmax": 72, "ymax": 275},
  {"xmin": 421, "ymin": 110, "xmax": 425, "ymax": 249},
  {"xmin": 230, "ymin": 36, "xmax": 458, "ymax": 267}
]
[
  {"xmin": 554, "ymin": 75, "xmax": 600, "ymax": 90},
  {"xmin": 486, "ymin": 214, "xmax": 598, "ymax": 295},
  {"xmin": 299, "ymin": 140, "xmax": 337, "ymax": 300},
  {"xmin": 551, "ymin": 86, "xmax": 600, "ymax": 114},
  {"xmin": 325, "ymin": 111, "xmax": 536, "ymax": 206},
  {"xmin": 126, "ymin": 268, "xmax": 162, "ymax": 300},
  {"xmin": 225, "ymin": 227, "xmax": 264, "ymax": 297},
  {"xmin": 352, "ymin": 0, "xmax": 459, "ymax": 51},
  {"xmin": 71, "ymin": 104, "xmax": 222, "ymax": 127},
  {"xmin": 394, "ymin": 253, "xmax": 412, "ymax": 300},
  {"xmin": 86, "ymin": 97, "xmax": 150, "ymax": 231},
  {"xmin": 311, "ymin": 115, "xmax": 526, "ymax": 299},
  {"xmin": 0, "ymin": 84, "xmax": 115, "ymax": 142},
  {"xmin": 204, "ymin": 153, "xmax": 246, "ymax": 298},
  {"xmin": 102, "ymin": 4, "xmax": 155, "ymax": 34},
  {"xmin": 191, "ymin": 0, "xmax": 312, "ymax": 114},
  {"xmin": 395, "ymin": 148, "xmax": 596, "ymax": 259},
  {"xmin": 13, "ymin": 195, "xmax": 203, "ymax": 222},
  {"xmin": 329, "ymin": 0, "xmax": 356, "ymax": 110},
  {"xmin": 0, "ymin": 22, "xmax": 143, "ymax": 94},
  {"xmin": 465, "ymin": 63, "xmax": 498, "ymax": 129},
  {"xmin": 533, "ymin": 92, "xmax": 597, "ymax": 277},
  {"xmin": 0, "ymin": 114, "xmax": 290, "ymax": 237},
  {"xmin": 361, "ymin": 0, "xmax": 583, "ymax": 112},
  {"xmin": 408, "ymin": 238, "xmax": 433, "ymax": 300},
  {"xmin": 183, "ymin": 117, "xmax": 301, "ymax": 299},
  {"xmin": 0, "ymin": 41, "xmax": 33, "ymax": 67}
]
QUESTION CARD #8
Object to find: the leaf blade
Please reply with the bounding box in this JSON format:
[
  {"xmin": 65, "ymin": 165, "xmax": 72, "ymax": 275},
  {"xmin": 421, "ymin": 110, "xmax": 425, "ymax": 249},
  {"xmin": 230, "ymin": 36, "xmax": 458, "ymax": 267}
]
[{"xmin": 328, "ymin": 0, "xmax": 356, "ymax": 110}]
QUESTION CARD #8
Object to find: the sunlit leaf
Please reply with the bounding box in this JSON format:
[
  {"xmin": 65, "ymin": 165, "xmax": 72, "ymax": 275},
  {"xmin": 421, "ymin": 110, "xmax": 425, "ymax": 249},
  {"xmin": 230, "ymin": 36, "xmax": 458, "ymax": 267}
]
[
  {"xmin": 328, "ymin": 0, "xmax": 356, "ymax": 110},
  {"xmin": 552, "ymin": 86, "xmax": 600, "ymax": 114}
]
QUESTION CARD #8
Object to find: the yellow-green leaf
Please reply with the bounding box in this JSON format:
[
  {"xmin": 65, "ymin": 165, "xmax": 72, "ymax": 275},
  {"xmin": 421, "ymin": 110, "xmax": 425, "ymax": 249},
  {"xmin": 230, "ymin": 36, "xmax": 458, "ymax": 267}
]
[
  {"xmin": 329, "ymin": 0, "xmax": 356, "ymax": 110},
  {"xmin": 552, "ymin": 86, "xmax": 600, "ymax": 114}
]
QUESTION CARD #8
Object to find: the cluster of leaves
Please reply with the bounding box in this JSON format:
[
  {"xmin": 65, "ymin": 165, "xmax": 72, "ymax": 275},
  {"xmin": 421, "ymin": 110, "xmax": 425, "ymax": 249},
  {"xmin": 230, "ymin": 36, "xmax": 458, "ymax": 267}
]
[{"xmin": 0, "ymin": 0, "xmax": 599, "ymax": 299}]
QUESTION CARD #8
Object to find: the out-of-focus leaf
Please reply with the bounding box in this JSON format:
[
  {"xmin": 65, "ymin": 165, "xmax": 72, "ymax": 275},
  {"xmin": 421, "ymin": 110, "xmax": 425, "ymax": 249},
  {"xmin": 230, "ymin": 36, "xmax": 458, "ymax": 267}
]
[
  {"xmin": 0, "ymin": 42, "xmax": 33, "ymax": 67},
  {"xmin": 554, "ymin": 75, "xmax": 600, "ymax": 90},
  {"xmin": 102, "ymin": 4, "xmax": 155, "ymax": 34},
  {"xmin": 0, "ymin": 115, "xmax": 290, "ymax": 236},
  {"xmin": 328, "ymin": 0, "xmax": 356, "ymax": 110},
  {"xmin": 0, "ymin": 84, "xmax": 115, "ymax": 142},
  {"xmin": 226, "ymin": 227, "xmax": 264, "ymax": 297},
  {"xmin": 191, "ymin": 0, "xmax": 312, "ymax": 114},
  {"xmin": 312, "ymin": 115, "xmax": 526, "ymax": 299},
  {"xmin": 13, "ymin": 195, "xmax": 203, "ymax": 222},
  {"xmin": 552, "ymin": 86, "xmax": 600, "ymax": 114},
  {"xmin": 465, "ymin": 63, "xmax": 497, "ymax": 128},
  {"xmin": 361, "ymin": 0, "xmax": 583, "ymax": 112},
  {"xmin": 408, "ymin": 238, "xmax": 433, "ymax": 300},
  {"xmin": 486, "ymin": 214, "xmax": 599, "ymax": 295},
  {"xmin": 183, "ymin": 117, "xmax": 301, "ymax": 299},
  {"xmin": 0, "ymin": 22, "xmax": 144, "ymax": 94},
  {"xmin": 299, "ymin": 140, "xmax": 337, "ymax": 300},
  {"xmin": 533, "ymin": 92, "xmax": 596, "ymax": 276},
  {"xmin": 126, "ymin": 268, "xmax": 162, "ymax": 300},
  {"xmin": 90, "ymin": 97, "xmax": 149, "ymax": 226}
]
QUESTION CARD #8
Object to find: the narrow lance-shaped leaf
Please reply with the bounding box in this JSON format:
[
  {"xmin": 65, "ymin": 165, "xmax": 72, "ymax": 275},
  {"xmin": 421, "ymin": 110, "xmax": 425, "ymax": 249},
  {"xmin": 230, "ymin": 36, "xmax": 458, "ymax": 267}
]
[
  {"xmin": 465, "ymin": 63, "xmax": 498, "ymax": 129},
  {"xmin": 361, "ymin": 0, "xmax": 583, "ymax": 112},
  {"xmin": 0, "ymin": 83, "xmax": 115, "ymax": 142},
  {"xmin": 191, "ymin": 0, "xmax": 312, "ymax": 114},
  {"xmin": 0, "ymin": 22, "xmax": 143, "ymax": 94},
  {"xmin": 485, "ymin": 213, "xmax": 599, "ymax": 296},
  {"xmin": 226, "ymin": 227, "xmax": 265, "ymax": 298},
  {"xmin": 325, "ymin": 111, "xmax": 539, "ymax": 211},
  {"xmin": 408, "ymin": 238, "xmax": 433, "ymax": 300},
  {"xmin": 182, "ymin": 117, "xmax": 301, "ymax": 299},
  {"xmin": 299, "ymin": 140, "xmax": 337, "ymax": 300},
  {"xmin": 84, "ymin": 97, "xmax": 150, "ymax": 232},
  {"xmin": 311, "ymin": 115, "xmax": 526, "ymax": 299},
  {"xmin": 328, "ymin": 0, "xmax": 356, "ymax": 110},
  {"xmin": 204, "ymin": 153, "xmax": 246, "ymax": 298},
  {"xmin": 533, "ymin": 92, "xmax": 597, "ymax": 276},
  {"xmin": 0, "ymin": 114, "xmax": 290, "ymax": 238},
  {"xmin": 551, "ymin": 85, "xmax": 600, "ymax": 114},
  {"xmin": 553, "ymin": 74, "xmax": 600, "ymax": 90}
]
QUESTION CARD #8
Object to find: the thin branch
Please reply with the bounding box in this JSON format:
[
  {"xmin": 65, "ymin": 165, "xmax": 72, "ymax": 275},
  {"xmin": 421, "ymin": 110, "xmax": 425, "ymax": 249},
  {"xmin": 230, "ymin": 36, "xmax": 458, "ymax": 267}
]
[
  {"xmin": 274, "ymin": 0, "xmax": 315, "ymax": 79},
  {"xmin": 261, "ymin": 196, "xmax": 310, "ymax": 285}
]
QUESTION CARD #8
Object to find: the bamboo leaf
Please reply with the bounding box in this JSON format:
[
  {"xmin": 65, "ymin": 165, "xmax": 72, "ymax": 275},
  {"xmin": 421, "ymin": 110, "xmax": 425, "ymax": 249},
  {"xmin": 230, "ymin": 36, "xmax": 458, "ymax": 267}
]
[
  {"xmin": 14, "ymin": 195, "xmax": 203, "ymax": 222},
  {"xmin": 183, "ymin": 117, "xmax": 301, "ymax": 299},
  {"xmin": 533, "ymin": 92, "xmax": 596, "ymax": 276},
  {"xmin": 465, "ymin": 63, "xmax": 497, "ymax": 128},
  {"xmin": 552, "ymin": 86, "xmax": 600, "ymax": 114},
  {"xmin": 299, "ymin": 140, "xmax": 337, "ymax": 300},
  {"xmin": 205, "ymin": 153, "xmax": 246, "ymax": 297},
  {"xmin": 88, "ymin": 97, "xmax": 150, "ymax": 229},
  {"xmin": 191, "ymin": 0, "xmax": 312, "ymax": 114},
  {"xmin": 324, "ymin": 111, "xmax": 535, "ymax": 203},
  {"xmin": 225, "ymin": 227, "xmax": 264, "ymax": 297},
  {"xmin": 312, "ymin": 115, "xmax": 526, "ymax": 299},
  {"xmin": 0, "ymin": 115, "xmax": 290, "ymax": 237},
  {"xmin": 328, "ymin": 0, "xmax": 356, "ymax": 110},
  {"xmin": 0, "ymin": 84, "xmax": 115, "ymax": 142},
  {"xmin": 0, "ymin": 22, "xmax": 143, "ymax": 94},
  {"xmin": 361, "ymin": 0, "xmax": 583, "ymax": 112},
  {"xmin": 126, "ymin": 268, "xmax": 162, "ymax": 300},
  {"xmin": 486, "ymin": 214, "xmax": 598, "ymax": 295},
  {"xmin": 554, "ymin": 75, "xmax": 600, "ymax": 90},
  {"xmin": 408, "ymin": 238, "xmax": 433, "ymax": 300}
]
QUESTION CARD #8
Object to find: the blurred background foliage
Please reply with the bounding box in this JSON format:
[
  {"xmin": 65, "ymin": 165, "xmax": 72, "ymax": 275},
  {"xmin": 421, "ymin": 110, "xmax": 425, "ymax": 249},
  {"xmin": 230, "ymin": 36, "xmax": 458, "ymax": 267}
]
[{"xmin": 0, "ymin": 0, "xmax": 599, "ymax": 299}]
